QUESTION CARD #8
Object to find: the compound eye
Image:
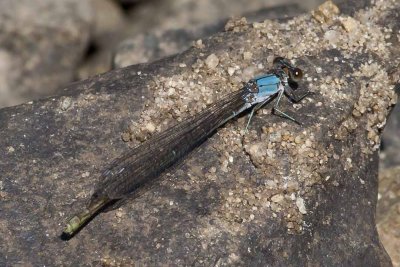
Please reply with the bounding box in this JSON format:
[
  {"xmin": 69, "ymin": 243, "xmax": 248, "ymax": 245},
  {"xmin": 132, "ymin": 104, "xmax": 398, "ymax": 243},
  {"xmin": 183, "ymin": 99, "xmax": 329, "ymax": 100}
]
[{"xmin": 290, "ymin": 68, "xmax": 303, "ymax": 81}]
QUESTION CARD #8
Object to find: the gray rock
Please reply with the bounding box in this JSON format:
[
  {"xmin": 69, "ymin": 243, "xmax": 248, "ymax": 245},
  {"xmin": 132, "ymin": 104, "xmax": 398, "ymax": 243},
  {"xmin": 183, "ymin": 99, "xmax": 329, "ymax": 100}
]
[
  {"xmin": 381, "ymin": 104, "xmax": 400, "ymax": 169},
  {"xmin": 380, "ymin": 62, "xmax": 400, "ymax": 169},
  {"xmin": 125, "ymin": 0, "xmax": 321, "ymax": 33},
  {"xmin": 377, "ymin": 167, "xmax": 400, "ymax": 267},
  {"xmin": 0, "ymin": 0, "xmax": 93, "ymax": 108},
  {"xmin": 113, "ymin": 4, "xmax": 310, "ymax": 68},
  {"xmin": 0, "ymin": 0, "xmax": 398, "ymax": 266},
  {"xmin": 77, "ymin": 0, "xmax": 127, "ymax": 80}
]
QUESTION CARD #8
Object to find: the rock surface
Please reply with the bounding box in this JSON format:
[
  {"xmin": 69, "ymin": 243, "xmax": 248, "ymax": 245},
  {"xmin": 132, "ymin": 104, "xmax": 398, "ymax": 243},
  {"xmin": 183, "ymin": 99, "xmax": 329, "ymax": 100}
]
[
  {"xmin": 379, "ymin": 54, "xmax": 400, "ymax": 267},
  {"xmin": 77, "ymin": 0, "xmax": 127, "ymax": 80},
  {"xmin": 0, "ymin": 0, "xmax": 92, "ymax": 107},
  {"xmin": 113, "ymin": 4, "xmax": 308, "ymax": 68},
  {"xmin": 0, "ymin": 0, "xmax": 322, "ymax": 107},
  {"xmin": 377, "ymin": 167, "xmax": 400, "ymax": 267},
  {"xmin": 0, "ymin": 0, "xmax": 399, "ymax": 266},
  {"xmin": 381, "ymin": 103, "xmax": 400, "ymax": 169}
]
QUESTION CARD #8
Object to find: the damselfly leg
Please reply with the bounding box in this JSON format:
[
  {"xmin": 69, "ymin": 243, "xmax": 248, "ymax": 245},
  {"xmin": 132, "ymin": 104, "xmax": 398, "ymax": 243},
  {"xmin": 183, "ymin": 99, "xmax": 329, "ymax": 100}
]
[
  {"xmin": 272, "ymin": 89, "xmax": 301, "ymax": 125},
  {"xmin": 245, "ymin": 100, "xmax": 268, "ymax": 131},
  {"xmin": 245, "ymin": 87, "xmax": 310, "ymax": 130},
  {"xmin": 284, "ymin": 86, "xmax": 313, "ymax": 103}
]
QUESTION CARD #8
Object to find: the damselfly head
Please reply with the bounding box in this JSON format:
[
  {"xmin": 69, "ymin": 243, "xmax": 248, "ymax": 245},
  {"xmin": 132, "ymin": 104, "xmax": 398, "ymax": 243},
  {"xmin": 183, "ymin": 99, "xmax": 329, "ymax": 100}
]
[
  {"xmin": 273, "ymin": 56, "xmax": 303, "ymax": 82},
  {"xmin": 289, "ymin": 67, "xmax": 303, "ymax": 81}
]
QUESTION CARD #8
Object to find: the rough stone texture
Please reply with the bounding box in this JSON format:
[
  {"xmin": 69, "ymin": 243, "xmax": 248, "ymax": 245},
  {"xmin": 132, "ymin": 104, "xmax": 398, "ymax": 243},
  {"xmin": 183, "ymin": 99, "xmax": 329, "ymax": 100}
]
[
  {"xmin": 80, "ymin": 0, "xmax": 322, "ymax": 79},
  {"xmin": 77, "ymin": 0, "xmax": 127, "ymax": 80},
  {"xmin": 0, "ymin": 0, "xmax": 399, "ymax": 266},
  {"xmin": 113, "ymin": 4, "xmax": 308, "ymax": 68},
  {"xmin": 379, "ymin": 59, "xmax": 400, "ymax": 267},
  {"xmin": 0, "ymin": 0, "xmax": 325, "ymax": 108},
  {"xmin": 0, "ymin": 0, "xmax": 93, "ymax": 108},
  {"xmin": 377, "ymin": 167, "xmax": 400, "ymax": 267},
  {"xmin": 381, "ymin": 104, "xmax": 400, "ymax": 169},
  {"xmin": 125, "ymin": 0, "xmax": 317, "ymax": 33}
]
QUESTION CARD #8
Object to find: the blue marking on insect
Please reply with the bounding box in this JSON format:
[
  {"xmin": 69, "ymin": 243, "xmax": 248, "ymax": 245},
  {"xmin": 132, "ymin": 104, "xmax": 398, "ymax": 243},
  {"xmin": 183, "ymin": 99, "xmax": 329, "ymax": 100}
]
[
  {"xmin": 242, "ymin": 57, "xmax": 309, "ymax": 129},
  {"xmin": 243, "ymin": 73, "xmax": 285, "ymax": 107},
  {"xmin": 252, "ymin": 74, "xmax": 281, "ymax": 98}
]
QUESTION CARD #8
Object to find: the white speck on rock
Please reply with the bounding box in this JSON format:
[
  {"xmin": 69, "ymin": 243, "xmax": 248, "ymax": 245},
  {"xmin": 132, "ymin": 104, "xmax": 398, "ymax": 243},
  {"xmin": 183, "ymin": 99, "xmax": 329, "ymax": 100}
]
[
  {"xmin": 205, "ymin": 54, "xmax": 219, "ymax": 69},
  {"xmin": 296, "ymin": 197, "xmax": 307, "ymax": 214},
  {"xmin": 324, "ymin": 30, "xmax": 340, "ymax": 45},
  {"xmin": 145, "ymin": 122, "xmax": 156, "ymax": 133},
  {"xmin": 227, "ymin": 67, "xmax": 235, "ymax": 76},
  {"xmin": 271, "ymin": 194, "xmax": 284, "ymax": 203},
  {"xmin": 340, "ymin": 17, "xmax": 359, "ymax": 33},
  {"xmin": 243, "ymin": 51, "xmax": 252, "ymax": 60},
  {"xmin": 61, "ymin": 97, "xmax": 72, "ymax": 111}
]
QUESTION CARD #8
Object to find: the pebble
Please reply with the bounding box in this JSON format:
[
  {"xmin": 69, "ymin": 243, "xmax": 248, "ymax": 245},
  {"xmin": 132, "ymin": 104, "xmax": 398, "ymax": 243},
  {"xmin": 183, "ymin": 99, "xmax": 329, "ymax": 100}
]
[
  {"xmin": 305, "ymin": 139, "xmax": 312, "ymax": 148},
  {"xmin": 266, "ymin": 180, "xmax": 277, "ymax": 189},
  {"xmin": 115, "ymin": 210, "xmax": 124, "ymax": 218},
  {"xmin": 294, "ymin": 135, "xmax": 303, "ymax": 144},
  {"xmin": 340, "ymin": 17, "xmax": 359, "ymax": 33},
  {"xmin": 145, "ymin": 122, "xmax": 156, "ymax": 133},
  {"xmin": 209, "ymin": 166, "xmax": 216, "ymax": 173},
  {"xmin": 195, "ymin": 39, "xmax": 203, "ymax": 48},
  {"xmin": 61, "ymin": 97, "xmax": 72, "ymax": 111},
  {"xmin": 296, "ymin": 197, "xmax": 307, "ymax": 214},
  {"xmin": 243, "ymin": 51, "xmax": 252, "ymax": 60},
  {"xmin": 121, "ymin": 132, "xmax": 131, "ymax": 142},
  {"xmin": 324, "ymin": 30, "xmax": 340, "ymax": 44},
  {"xmin": 205, "ymin": 54, "xmax": 219, "ymax": 69},
  {"xmin": 286, "ymin": 181, "xmax": 299, "ymax": 192},
  {"xmin": 269, "ymin": 132, "xmax": 282, "ymax": 143},
  {"xmin": 312, "ymin": 1, "xmax": 339, "ymax": 23},
  {"xmin": 271, "ymin": 194, "xmax": 284, "ymax": 203},
  {"xmin": 227, "ymin": 67, "xmax": 235, "ymax": 76}
]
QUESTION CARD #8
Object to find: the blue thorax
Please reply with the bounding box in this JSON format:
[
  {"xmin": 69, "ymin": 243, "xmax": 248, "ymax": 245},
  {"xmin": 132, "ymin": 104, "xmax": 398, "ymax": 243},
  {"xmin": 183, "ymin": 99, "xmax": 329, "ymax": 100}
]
[{"xmin": 252, "ymin": 74, "xmax": 281, "ymax": 98}]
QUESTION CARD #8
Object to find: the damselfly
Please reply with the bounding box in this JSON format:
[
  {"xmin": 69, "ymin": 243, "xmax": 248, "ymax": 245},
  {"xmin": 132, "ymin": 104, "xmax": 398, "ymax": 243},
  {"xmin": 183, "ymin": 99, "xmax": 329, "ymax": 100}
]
[{"xmin": 62, "ymin": 57, "xmax": 311, "ymax": 238}]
